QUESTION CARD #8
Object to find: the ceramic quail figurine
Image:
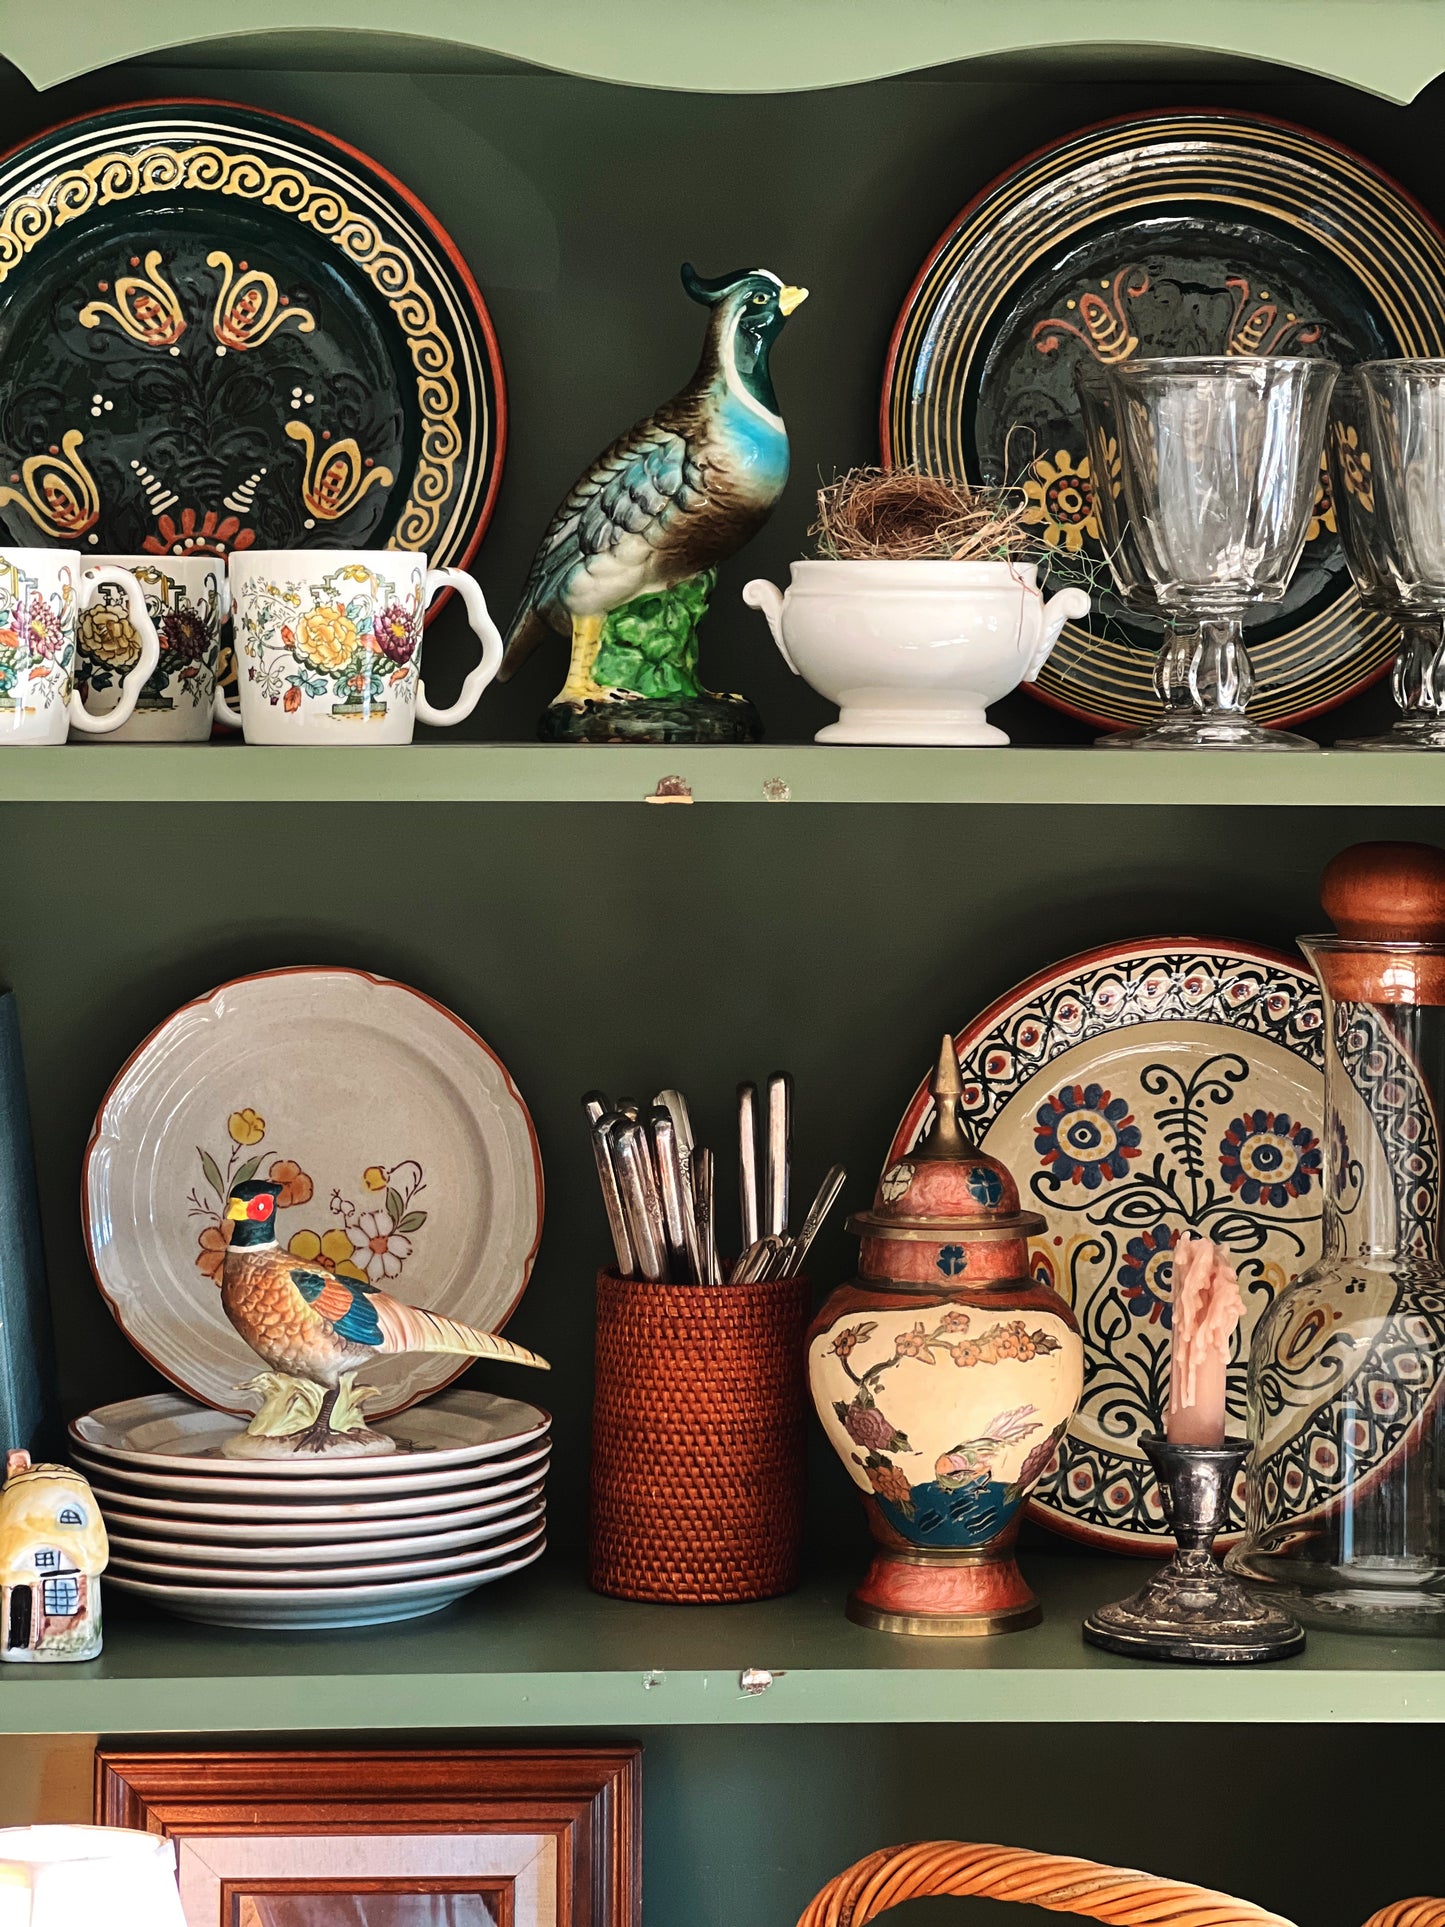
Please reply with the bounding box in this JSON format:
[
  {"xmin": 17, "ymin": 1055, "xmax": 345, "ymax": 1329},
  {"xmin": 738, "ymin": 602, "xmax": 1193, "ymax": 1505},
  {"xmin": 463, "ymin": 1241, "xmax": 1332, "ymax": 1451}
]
[
  {"xmin": 500, "ymin": 263, "xmax": 807, "ymax": 743},
  {"xmin": 218, "ymin": 1178, "xmax": 548, "ymax": 1458},
  {"xmin": 0, "ymin": 1450, "xmax": 107, "ymax": 1663}
]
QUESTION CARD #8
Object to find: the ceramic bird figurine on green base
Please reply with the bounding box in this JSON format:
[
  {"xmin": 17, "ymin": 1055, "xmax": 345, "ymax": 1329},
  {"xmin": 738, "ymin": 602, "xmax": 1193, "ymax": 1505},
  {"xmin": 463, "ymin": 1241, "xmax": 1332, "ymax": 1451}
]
[
  {"xmin": 500, "ymin": 263, "xmax": 807, "ymax": 743},
  {"xmin": 217, "ymin": 1179, "xmax": 548, "ymax": 1458}
]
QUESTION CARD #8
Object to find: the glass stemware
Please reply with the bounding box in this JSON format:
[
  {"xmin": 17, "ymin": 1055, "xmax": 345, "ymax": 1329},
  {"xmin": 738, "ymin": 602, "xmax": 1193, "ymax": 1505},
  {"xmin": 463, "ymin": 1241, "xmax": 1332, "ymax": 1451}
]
[
  {"xmin": 1075, "ymin": 364, "xmax": 1201, "ymax": 748},
  {"xmin": 1340, "ymin": 361, "xmax": 1445, "ymax": 749},
  {"xmin": 1102, "ymin": 356, "xmax": 1338, "ymax": 751}
]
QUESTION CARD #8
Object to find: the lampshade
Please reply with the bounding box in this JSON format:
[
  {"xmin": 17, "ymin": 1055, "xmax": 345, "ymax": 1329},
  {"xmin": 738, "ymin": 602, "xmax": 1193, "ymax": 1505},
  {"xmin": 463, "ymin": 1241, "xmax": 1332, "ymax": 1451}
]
[{"xmin": 0, "ymin": 1826, "xmax": 187, "ymax": 1927}]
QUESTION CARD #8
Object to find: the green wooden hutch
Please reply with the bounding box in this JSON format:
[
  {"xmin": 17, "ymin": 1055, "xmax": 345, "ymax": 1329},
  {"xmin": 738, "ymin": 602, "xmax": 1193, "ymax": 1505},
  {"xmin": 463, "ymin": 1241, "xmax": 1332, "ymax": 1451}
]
[{"xmin": 0, "ymin": 7, "xmax": 1442, "ymax": 1923}]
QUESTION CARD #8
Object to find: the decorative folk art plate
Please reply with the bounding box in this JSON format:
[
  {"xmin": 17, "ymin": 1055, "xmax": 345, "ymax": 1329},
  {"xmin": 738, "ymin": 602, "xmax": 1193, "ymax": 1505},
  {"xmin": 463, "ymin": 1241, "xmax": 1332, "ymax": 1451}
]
[
  {"xmin": 84, "ymin": 969, "xmax": 542, "ymax": 1419},
  {"xmin": 882, "ymin": 112, "xmax": 1445, "ymax": 731},
  {"xmin": 0, "ymin": 101, "xmax": 504, "ymax": 568},
  {"xmin": 889, "ymin": 941, "xmax": 1332, "ymax": 1552}
]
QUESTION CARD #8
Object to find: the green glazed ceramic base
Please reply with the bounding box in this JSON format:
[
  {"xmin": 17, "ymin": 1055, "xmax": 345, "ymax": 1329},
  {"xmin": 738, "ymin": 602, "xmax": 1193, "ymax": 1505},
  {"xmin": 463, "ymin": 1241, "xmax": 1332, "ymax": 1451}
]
[{"xmin": 538, "ymin": 693, "xmax": 761, "ymax": 744}]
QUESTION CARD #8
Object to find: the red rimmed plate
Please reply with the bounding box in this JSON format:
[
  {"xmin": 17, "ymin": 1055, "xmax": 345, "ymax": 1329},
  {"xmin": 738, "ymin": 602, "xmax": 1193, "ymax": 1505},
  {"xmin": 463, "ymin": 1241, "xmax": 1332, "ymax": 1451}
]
[{"xmin": 84, "ymin": 968, "xmax": 543, "ymax": 1418}]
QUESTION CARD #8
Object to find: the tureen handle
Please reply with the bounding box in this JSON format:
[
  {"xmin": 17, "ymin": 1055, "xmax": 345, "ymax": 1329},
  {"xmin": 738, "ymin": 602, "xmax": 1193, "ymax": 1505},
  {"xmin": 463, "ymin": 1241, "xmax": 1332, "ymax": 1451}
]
[
  {"xmin": 741, "ymin": 578, "xmax": 799, "ymax": 675},
  {"xmin": 1025, "ymin": 585, "xmax": 1091, "ymax": 683}
]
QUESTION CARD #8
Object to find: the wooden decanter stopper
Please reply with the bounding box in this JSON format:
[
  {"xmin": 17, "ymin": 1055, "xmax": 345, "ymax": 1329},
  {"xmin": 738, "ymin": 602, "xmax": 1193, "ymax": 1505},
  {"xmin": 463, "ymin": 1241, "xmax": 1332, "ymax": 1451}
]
[{"xmin": 1317, "ymin": 841, "xmax": 1445, "ymax": 1004}]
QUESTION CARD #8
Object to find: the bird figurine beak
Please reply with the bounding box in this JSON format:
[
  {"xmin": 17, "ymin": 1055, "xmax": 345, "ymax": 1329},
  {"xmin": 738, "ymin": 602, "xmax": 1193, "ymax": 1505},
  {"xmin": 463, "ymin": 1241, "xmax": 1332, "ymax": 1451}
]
[
  {"xmin": 779, "ymin": 285, "xmax": 808, "ymax": 315},
  {"xmin": 225, "ymin": 1196, "xmax": 251, "ymax": 1221}
]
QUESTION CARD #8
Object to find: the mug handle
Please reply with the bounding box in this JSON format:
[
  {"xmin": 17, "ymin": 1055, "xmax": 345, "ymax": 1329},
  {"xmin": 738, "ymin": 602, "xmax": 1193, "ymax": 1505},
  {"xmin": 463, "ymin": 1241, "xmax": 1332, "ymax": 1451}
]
[
  {"xmin": 70, "ymin": 567, "xmax": 161, "ymax": 736},
  {"xmin": 211, "ymin": 567, "xmax": 243, "ymax": 731},
  {"xmin": 416, "ymin": 568, "xmax": 504, "ymax": 728}
]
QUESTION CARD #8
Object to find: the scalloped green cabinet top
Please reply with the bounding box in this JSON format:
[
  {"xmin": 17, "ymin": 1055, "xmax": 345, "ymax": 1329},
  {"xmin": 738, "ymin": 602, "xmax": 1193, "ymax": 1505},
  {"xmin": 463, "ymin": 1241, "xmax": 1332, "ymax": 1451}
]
[{"xmin": 3, "ymin": 0, "xmax": 1445, "ymax": 101}]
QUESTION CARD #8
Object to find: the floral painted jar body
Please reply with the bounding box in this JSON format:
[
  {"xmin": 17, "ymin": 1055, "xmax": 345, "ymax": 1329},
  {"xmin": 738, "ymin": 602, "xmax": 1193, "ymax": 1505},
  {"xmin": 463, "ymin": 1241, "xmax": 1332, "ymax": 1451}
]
[{"xmin": 809, "ymin": 1042, "xmax": 1083, "ymax": 1635}]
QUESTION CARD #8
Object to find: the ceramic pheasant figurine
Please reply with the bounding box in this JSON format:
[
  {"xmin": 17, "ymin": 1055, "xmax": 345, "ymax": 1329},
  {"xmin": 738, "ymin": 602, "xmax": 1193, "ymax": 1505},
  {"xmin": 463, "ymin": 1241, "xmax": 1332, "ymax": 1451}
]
[
  {"xmin": 500, "ymin": 263, "xmax": 807, "ymax": 743},
  {"xmin": 217, "ymin": 1178, "xmax": 547, "ymax": 1458}
]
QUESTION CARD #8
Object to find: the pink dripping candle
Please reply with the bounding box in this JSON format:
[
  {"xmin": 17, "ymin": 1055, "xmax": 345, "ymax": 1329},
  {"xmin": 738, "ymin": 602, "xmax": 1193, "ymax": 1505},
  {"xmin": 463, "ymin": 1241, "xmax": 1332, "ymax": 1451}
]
[{"xmin": 1165, "ymin": 1236, "xmax": 1244, "ymax": 1447}]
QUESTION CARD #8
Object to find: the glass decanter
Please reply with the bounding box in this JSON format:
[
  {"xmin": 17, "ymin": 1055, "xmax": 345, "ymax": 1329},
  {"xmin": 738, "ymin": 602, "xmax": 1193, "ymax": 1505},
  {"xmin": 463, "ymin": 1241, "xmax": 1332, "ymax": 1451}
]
[{"xmin": 1232, "ymin": 841, "xmax": 1445, "ymax": 1632}]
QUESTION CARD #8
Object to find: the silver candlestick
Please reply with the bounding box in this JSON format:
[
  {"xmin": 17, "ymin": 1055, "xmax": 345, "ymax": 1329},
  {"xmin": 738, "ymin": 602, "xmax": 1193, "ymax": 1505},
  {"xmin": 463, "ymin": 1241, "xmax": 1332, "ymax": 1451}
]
[{"xmin": 1082, "ymin": 1434, "xmax": 1304, "ymax": 1663}]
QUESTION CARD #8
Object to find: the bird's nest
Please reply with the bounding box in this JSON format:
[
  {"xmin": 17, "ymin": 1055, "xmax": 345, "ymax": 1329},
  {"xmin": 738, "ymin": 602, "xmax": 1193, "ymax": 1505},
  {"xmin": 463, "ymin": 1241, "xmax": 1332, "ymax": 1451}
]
[{"xmin": 811, "ymin": 466, "xmax": 1030, "ymax": 563}]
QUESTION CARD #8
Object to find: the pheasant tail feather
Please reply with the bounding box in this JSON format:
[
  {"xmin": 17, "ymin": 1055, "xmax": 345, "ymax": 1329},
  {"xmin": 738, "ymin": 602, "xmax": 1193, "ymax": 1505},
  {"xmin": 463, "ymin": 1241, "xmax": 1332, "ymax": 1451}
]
[{"xmin": 372, "ymin": 1295, "xmax": 549, "ymax": 1369}]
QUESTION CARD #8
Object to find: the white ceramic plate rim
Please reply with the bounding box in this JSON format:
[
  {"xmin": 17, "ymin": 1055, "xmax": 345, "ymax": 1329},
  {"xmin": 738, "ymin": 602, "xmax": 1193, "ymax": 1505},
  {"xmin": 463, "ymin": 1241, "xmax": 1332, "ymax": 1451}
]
[
  {"xmin": 83, "ymin": 967, "xmax": 543, "ymax": 1417},
  {"xmin": 105, "ymin": 1533, "xmax": 545, "ymax": 1605},
  {"xmin": 107, "ymin": 1508, "xmax": 546, "ymax": 1584},
  {"xmin": 79, "ymin": 1444, "xmax": 549, "ymax": 1521},
  {"xmin": 70, "ymin": 1434, "xmax": 550, "ymax": 1499},
  {"xmin": 104, "ymin": 1497, "xmax": 545, "ymax": 1568},
  {"xmin": 91, "ymin": 1476, "xmax": 546, "ymax": 1540},
  {"xmin": 72, "ymin": 1388, "xmax": 551, "ymax": 1473}
]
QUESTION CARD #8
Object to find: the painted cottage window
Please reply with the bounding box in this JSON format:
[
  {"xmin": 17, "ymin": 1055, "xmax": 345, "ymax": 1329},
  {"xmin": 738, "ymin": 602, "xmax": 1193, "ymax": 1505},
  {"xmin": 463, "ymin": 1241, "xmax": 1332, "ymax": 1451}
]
[
  {"xmin": 58, "ymin": 1506, "xmax": 83, "ymax": 1526},
  {"xmin": 33, "ymin": 1548, "xmax": 58, "ymax": 1571},
  {"xmin": 41, "ymin": 1575, "xmax": 79, "ymax": 1616}
]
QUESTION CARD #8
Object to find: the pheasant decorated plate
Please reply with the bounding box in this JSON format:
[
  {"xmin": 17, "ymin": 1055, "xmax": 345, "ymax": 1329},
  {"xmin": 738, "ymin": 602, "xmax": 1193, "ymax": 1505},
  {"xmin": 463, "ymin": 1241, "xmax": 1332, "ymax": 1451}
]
[
  {"xmin": 883, "ymin": 111, "xmax": 1445, "ymax": 731},
  {"xmin": 0, "ymin": 100, "xmax": 503, "ymax": 570},
  {"xmin": 889, "ymin": 939, "xmax": 1336, "ymax": 1552},
  {"xmin": 84, "ymin": 968, "xmax": 543, "ymax": 1418}
]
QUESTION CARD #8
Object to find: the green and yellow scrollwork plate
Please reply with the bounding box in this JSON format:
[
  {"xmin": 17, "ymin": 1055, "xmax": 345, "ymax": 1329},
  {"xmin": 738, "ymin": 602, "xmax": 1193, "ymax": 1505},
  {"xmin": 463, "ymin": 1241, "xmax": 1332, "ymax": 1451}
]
[
  {"xmin": 882, "ymin": 112, "xmax": 1445, "ymax": 730},
  {"xmin": 0, "ymin": 100, "xmax": 505, "ymax": 577}
]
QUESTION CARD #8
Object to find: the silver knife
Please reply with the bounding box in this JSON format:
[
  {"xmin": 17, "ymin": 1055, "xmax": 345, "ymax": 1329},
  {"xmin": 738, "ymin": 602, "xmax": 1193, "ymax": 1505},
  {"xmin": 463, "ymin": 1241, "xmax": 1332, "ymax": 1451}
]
[
  {"xmin": 766, "ymin": 1072, "xmax": 792, "ymax": 1238},
  {"xmin": 588, "ymin": 1106, "xmax": 635, "ymax": 1276},
  {"xmin": 738, "ymin": 1081, "xmax": 761, "ymax": 1250},
  {"xmin": 613, "ymin": 1119, "xmax": 669, "ymax": 1282}
]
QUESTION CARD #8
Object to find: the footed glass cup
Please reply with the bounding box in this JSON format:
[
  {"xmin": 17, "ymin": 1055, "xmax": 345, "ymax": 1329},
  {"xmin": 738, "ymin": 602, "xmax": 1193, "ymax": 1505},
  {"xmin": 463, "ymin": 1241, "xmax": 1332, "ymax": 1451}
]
[
  {"xmin": 1232, "ymin": 933, "xmax": 1445, "ymax": 1632},
  {"xmin": 1104, "ymin": 356, "xmax": 1337, "ymax": 751}
]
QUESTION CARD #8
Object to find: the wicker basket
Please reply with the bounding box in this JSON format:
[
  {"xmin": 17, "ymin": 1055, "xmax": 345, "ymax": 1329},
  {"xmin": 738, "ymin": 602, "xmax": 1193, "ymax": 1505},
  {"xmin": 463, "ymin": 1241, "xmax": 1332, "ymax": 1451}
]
[
  {"xmin": 588, "ymin": 1265, "xmax": 810, "ymax": 1604},
  {"xmin": 796, "ymin": 1841, "xmax": 1444, "ymax": 1927}
]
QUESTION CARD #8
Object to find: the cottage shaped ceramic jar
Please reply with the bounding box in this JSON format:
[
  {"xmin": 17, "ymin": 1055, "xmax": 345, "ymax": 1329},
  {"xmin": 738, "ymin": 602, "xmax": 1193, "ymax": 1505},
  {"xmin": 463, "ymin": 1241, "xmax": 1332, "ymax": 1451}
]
[
  {"xmin": 0, "ymin": 1450, "xmax": 107, "ymax": 1662},
  {"xmin": 808, "ymin": 1040, "xmax": 1083, "ymax": 1634}
]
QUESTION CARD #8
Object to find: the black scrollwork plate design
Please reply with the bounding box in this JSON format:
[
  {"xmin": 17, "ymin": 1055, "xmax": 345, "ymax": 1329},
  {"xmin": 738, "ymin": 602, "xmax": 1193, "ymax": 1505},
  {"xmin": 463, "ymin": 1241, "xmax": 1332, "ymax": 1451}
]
[{"xmin": 0, "ymin": 101, "xmax": 504, "ymax": 575}]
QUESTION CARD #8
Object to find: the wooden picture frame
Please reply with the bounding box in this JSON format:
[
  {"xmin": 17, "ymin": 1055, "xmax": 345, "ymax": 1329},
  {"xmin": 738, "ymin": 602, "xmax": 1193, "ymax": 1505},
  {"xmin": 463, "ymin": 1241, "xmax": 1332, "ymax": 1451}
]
[{"xmin": 95, "ymin": 1746, "xmax": 641, "ymax": 1927}]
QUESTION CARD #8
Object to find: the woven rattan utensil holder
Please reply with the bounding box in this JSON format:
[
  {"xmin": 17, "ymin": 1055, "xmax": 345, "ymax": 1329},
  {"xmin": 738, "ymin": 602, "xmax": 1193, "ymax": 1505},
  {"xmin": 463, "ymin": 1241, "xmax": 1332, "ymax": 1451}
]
[
  {"xmin": 797, "ymin": 1840, "xmax": 1444, "ymax": 1927},
  {"xmin": 588, "ymin": 1265, "xmax": 810, "ymax": 1604}
]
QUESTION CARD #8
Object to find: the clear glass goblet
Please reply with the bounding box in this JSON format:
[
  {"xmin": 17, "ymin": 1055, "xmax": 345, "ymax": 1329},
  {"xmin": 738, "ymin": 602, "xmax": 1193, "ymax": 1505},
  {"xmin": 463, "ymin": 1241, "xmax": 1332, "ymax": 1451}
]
[
  {"xmin": 1344, "ymin": 360, "xmax": 1445, "ymax": 749},
  {"xmin": 1104, "ymin": 355, "xmax": 1339, "ymax": 751},
  {"xmin": 1075, "ymin": 363, "xmax": 1202, "ymax": 748}
]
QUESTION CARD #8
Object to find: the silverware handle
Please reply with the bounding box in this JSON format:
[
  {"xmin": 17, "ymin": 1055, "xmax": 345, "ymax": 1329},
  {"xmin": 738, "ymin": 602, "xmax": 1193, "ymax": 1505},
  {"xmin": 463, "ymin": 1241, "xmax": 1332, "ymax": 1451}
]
[
  {"xmin": 614, "ymin": 1123, "xmax": 669, "ymax": 1282},
  {"xmin": 590, "ymin": 1117, "xmax": 635, "ymax": 1275},
  {"xmin": 766, "ymin": 1073, "xmax": 791, "ymax": 1237},
  {"xmin": 650, "ymin": 1110, "xmax": 695, "ymax": 1280},
  {"xmin": 738, "ymin": 1083, "xmax": 760, "ymax": 1250}
]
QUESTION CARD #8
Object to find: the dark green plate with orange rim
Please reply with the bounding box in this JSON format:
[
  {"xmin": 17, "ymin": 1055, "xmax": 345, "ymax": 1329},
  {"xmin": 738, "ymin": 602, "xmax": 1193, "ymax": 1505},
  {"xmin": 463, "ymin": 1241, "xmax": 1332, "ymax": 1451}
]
[{"xmin": 882, "ymin": 111, "xmax": 1445, "ymax": 732}]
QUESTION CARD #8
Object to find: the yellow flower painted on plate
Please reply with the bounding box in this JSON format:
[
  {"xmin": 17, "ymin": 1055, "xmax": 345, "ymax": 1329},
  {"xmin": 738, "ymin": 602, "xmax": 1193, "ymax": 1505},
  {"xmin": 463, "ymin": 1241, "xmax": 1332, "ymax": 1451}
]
[
  {"xmin": 363, "ymin": 1165, "xmax": 388, "ymax": 1191},
  {"xmin": 228, "ymin": 1107, "xmax": 265, "ymax": 1145},
  {"xmin": 294, "ymin": 605, "xmax": 359, "ymax": 674},
  {"xmin": 1021, "ymin": 449, "xmax": 1098, "ymax": 552},
  {"xmin": 1305, "ymin": 449, "xmax": 1337, "ymax": 544},
  {"xmin": 287, "ymin": 1226, "xmax": 370, "ymax": 1285},
  {"xmin": 1333, "ymin": 422, "xmax": 1374, "ymax": 514}
]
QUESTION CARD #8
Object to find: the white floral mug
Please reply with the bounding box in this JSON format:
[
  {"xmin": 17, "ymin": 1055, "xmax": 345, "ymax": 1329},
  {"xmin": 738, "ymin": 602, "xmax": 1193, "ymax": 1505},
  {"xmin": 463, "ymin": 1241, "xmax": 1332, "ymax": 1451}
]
[
  {"xmin": 221, "ymin": 550, "xmax": 503, "ymax": 744},
  {"xmin": 0, "ymin": 548, "xmax": 159, "ymax": 744},
  {"xmin": 76, "ymin": 554, "xmax": 230, "ymax": 744}
]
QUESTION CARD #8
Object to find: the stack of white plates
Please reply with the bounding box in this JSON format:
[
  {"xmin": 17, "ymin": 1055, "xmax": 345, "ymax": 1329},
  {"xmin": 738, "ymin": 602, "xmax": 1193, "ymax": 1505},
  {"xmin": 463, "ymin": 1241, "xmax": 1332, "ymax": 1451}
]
[{"xmin": 68, "ymin": 1389, "xmax": 549, "ymax": 1629}]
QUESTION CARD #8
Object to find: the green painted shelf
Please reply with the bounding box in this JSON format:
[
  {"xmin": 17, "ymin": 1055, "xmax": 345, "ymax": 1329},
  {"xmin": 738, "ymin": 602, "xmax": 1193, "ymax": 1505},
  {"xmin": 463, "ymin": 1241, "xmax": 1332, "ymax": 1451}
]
[
  {"xmin": 0, "ymin": 744, "xmax": 1443, "ymax": 806},
  {"xmin": 8, "ymin": 0, "xmax": 1444, "ymax": 100},
  {"xmin": 1, "ymin": 1558, "xmax": 1442, "ymax": 1734}
]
